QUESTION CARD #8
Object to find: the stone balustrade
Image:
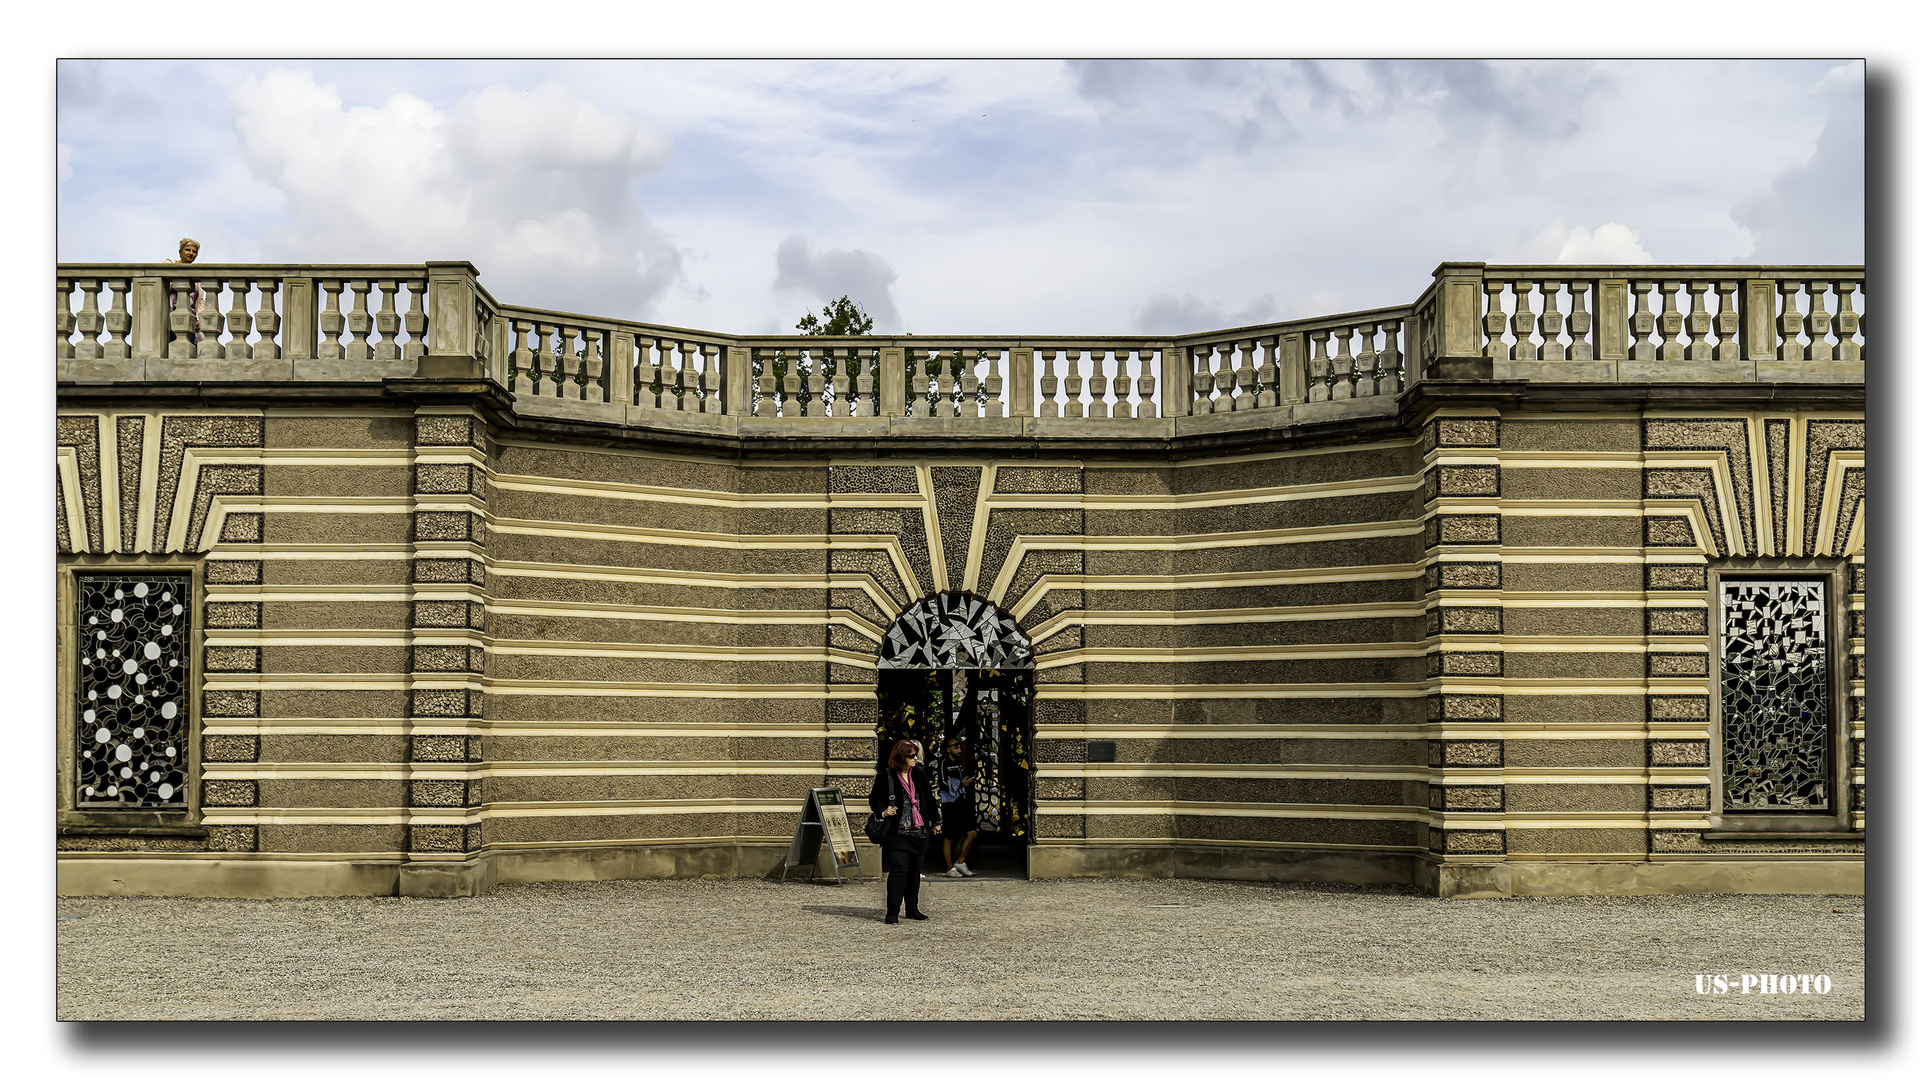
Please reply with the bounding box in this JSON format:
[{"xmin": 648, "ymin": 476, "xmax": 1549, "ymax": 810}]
[{"xmin": 58, "ymin": 261, "xmax": 1865, "ymax": 432}]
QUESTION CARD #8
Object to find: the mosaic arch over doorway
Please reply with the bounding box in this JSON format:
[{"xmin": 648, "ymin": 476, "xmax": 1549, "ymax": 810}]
[{"xmin": 874, "ymin": 592, "xmax": 1035, "ymax": 842}]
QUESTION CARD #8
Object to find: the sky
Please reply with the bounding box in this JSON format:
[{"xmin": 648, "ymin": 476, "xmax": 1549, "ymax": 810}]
[{"xmin": 55, "ymin": 58, "xmax": 1864, "ymax": 337}]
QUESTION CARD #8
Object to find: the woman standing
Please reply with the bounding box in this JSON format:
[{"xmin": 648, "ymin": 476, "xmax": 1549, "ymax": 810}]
[
  {"xmin": 939, "ymin": 737, "xmax": 979, "ymax": 877},
  {"xmin": 869, "ymin": 739, "xmax": 941, "ymax": 924}
]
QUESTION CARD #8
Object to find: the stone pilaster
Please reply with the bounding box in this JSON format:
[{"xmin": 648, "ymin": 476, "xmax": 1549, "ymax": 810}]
[{"xmin": 400, "ymin": 407, "xmax": 492, "ymax": 896}]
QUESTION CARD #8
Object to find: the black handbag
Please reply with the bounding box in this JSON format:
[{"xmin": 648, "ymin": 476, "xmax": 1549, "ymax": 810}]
[{"xmin": 865, "ymin": 782, "xmax": 898, "ymax": 844}]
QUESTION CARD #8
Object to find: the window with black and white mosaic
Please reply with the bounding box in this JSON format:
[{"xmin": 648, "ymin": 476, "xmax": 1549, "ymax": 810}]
[
  {"xmin": 75, "ymin": 574, "xmax": 190, "ymax": 808},
  {"xmin": 1720, "ymin": 579, "xmax": 1831, "ymax": 812}
]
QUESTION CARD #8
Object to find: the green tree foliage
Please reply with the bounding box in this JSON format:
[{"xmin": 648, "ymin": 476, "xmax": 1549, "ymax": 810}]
[{"xmin": 795, "ymin": 295, "xmax": 875, "ymax": 336}]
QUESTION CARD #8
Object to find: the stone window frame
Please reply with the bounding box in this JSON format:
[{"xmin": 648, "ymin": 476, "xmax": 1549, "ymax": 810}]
[
  {"xmin": 55, "ymin": 553, "xmax": 206, "ymax": 832},
  {"xmin": 1705, "ymin": 558, "xmax": 1852, "ymax": 833}
]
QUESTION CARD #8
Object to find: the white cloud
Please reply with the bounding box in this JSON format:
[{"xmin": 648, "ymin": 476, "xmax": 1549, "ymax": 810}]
[
  {"xmin": 227, "ymin": 71, "xmax": 682, "ymax": 318},
  {"xmin": 1731, "ymin": 62, "xmax": 1865, "ymax": 263},
  {"xmin": 772, "ymin": 235, "xmax": 900, "ymax": 332},
  {"xmin": 57, "ymin": 143, "xmax": 72, "ymax": 184},
  {"xmin": 1133, "ymin": 292, "xmax": 1279, "ymax": 335},
  {"xmin": 1519, "ymin": 219, "xmax": 1655, "ymax": 264}
]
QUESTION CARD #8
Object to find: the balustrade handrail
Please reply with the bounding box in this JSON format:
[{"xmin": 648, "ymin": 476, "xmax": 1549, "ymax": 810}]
[{"xmin": 57, "ymin": 260, "xmax": 1867, "ymax": 426}]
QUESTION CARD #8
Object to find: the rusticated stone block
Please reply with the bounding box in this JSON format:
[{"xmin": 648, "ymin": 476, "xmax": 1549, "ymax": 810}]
[
  {"xmin": 827, "ymin": 698, "xmax": 875, "ymax": 726},
  {"xmin": 415, "ymin": 415, "xmax": 479, "ymax": 447},
  {"xmin": 1439, "ymin": 562, "xmax": 1502, "ymax": 589},
  {"xmin": 205, "ymin": 825, "xmax": 258, "ymax": 852},
  {"xmin": 410, "ymin": 735, "xmax": 468, "ymax": 762},
  {"xmin": 202, "ymin": 735, "xmax": 260, "ymax": 762},
  {"xmin": 410, "ymin": 779, "xmax": 468, "ymax": 807},
  {"xmin": 1437, "ymin": 465, "xmax": 1500, "ymax": 497},
  {"xmin": 1434, "ymin": 417, "xmax": 1500, "ymax": 448},
  {"xmin": 1036, "ymin": 777, "xmax": 1085, "ymax": 800},
  {"xmin": 1440, "ymin": 694, "xmax": 1503, "ymax": 721},
  {"xmin": 410, "ymin": 645, "xmax": 477, "ymax": 672},
  {"xmin": 202, "ymin": 780, "xmax": 257, "ymax": 806},
  {"xmin": 203, "ymin": 690, "xmax": 259, "ymax": 717},
  {"xmin": 1645, "ymin": 564, "xmax": 1707, "ymax": 591},
  {"xmin": 1850, "ymin": 653, "xmax": 1866, "ymax": 681},
  {"xmin": 828, "ymin": 737, "xmax": 874, "ymax": 761},
  {"xmin": 1848, "ymin": 610, "xmax": 1865, "ymax": 639},
  {"xmin": 219, "ymin": 512, "xmax": 263, "ymax": 544},
  {"xmin": 1648, "ymin": 696, "xmax": 1708, "ymax": 722},
  {"xmin": 413, "ymin": 558, "xmax": 485, "ymax": 585},
  {"xmin": 413, "ymin": 510, "xmax": 481, "ymax": 543},
  {"xmin": 414, "ymin": 463, "xmax": 479, "ymax": 495},
  {"xmin": 1648, "ymin": 652, "xmax": 1708, "ymax": 678},
  {"xmin": 411, "ymin": 689, "xmax": 480, "ymax": 718},
  {"xmin": 1036, "ymin": 815, "xmax": 1084, "ymax": 839},
  {"xmin": 205, "ymin": 601, "xmax": 262, "ymax": 629},
  {"xmin": 1033, "ymin": 738, "xmax": 1087, "ymax": 764},
  {"xmin": 1438, "ymin": 651, "xmax": 1502, "ymax": 677},
  {"xmin": 1647, "ymin": 608, "xmax": 1707, "ymax": 636},
  {"xmin": 1428, "ymin": 514, "xmax": 1501, "ymax": 546},
  {"xmin": 408, "ymin": 824, "xmax": 467, "ymax": 852},
  {"xmin": 1442, "ymin": 829, "xmax": 1505, "ymax": 855},
  {"xmin": 1439, "ymin": 740, "xmax": 1503, "ymax": 767},
  {"xmin": 1850, "ymin": 564, "xmax": 1866, "ymax": 595},
  {"xmin": 1650, "ymin": 830, "xmax": 1705, "ymax": 853},
  {"xmin": 1442, "ymin": 785, "xmax": 1504, "ymax": 811},
  {"xmin": 412, "ymin": 600, "xmax": 481, "ymax": 629},
  {"xmin": 1424, "ymin": 608, "xmax": 1441, "ymax": 635},
  {"xmin": 204, "ymin": 646, "xmax": 260, "ymax": 672},
  {"xmin": 1650, "ymin": 785, "xmax": 1709, "ymax": 810},
  {"xmin": 206, "ymin": 560, "xmax": 263, "ymax": 585},
  {"xmin": 1852, "ymin": 784, "xmax": 1865, "ymax": 811},
  {"xmin": 1440, "ymin": 607, "xmax": 1503, "ymax": 635},
  {"xmin": 1644, "ymin": 517, "xmax": 1696, "ymax": 546},
  {"xmin": 1649, "ymin": 740, "xmax": 1709, "ymax": 767},
  {"xmin": 1852, "ymin": 740, "xmax": 1865, "ymax": 767}
]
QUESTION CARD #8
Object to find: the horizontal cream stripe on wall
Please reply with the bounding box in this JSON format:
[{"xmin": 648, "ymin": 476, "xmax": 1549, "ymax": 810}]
[
  {"xmin": 204, "ymin": 761, "xmax": 844, "ymax": 780},
  {"xmin": 201, "ymin": 719, "xmax": 859, "ymax": 737},
  {"xmin": 1036, "ymin": 764, "xmax": 1693, "ymax": 784},
  {"xmin": 1033, "ymin": 801, "xmax": 1671, "ymax": 829},
  {"xmin": 1040, "ymin": 723, "xmax": 1674, "ymax": 740},
  {"xmin": 487, "ymin": 600, "xmax": 884, "ymax": 639},
  {"xmin": 984, "ymin": 474, "xmax": 1423, "ymax": 510}
]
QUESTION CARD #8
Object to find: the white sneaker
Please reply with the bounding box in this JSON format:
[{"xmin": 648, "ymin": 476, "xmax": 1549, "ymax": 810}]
[
  {"xmin": 946, "ymin": 866, "xmax": 964, "ymax": 878},
  {"xmin": 958, "ymin": 862, "xmax": 976, "ymax": 877}
]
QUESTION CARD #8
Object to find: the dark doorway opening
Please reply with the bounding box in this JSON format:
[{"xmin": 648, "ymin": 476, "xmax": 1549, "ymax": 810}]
[{"xmin": 872, "ymin": 593, "xmax": 1036, "ymax": 877}]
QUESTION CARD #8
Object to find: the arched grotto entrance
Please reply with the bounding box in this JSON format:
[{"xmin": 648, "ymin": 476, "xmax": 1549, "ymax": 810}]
[{"xmin": 874, "ymin": 592, "xmax": 1036, "ymax": 864}]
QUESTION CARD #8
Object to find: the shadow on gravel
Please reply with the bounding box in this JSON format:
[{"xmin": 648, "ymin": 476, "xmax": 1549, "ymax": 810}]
[{"xmin": 800, "ymin": 904, "xmax": 883, "ymax": 921}]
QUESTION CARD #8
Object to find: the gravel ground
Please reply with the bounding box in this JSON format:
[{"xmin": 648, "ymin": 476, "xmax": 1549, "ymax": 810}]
[{"xmin": 55, "ymin": 876, "xmax": 1865, "ymax": 1021}]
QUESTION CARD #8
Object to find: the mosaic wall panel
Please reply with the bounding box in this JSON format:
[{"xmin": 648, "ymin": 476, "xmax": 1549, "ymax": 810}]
[
  {"xmin": 877, "ymin": 592, "xmax": 1032, "ymax": 670},
  {"xmin": 75, "ymin": 574, "xmax": 191, "ymax": 807},
  {"xmin": 1721, "ymin": 579, "xmax": 1831, "ymax": 811}
]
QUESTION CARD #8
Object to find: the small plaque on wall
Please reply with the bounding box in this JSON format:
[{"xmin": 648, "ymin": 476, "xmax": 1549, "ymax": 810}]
[{"xmin": 1087, "ymin": 740, "xmax": 1117, "ymax": 762}]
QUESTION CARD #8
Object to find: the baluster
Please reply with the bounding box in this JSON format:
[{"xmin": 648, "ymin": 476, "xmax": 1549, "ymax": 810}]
[
  {"xmin": 1805, "ymin": 283, "xmax": 1834, "ymax": 361},
  {"xmin": 700, "ymin": 344, "xmax": 722, "ymax": 413},
  {"xmin": 1629, "ymin": 282, "xmax": 1656, "ymax": 361},
  {"xmin": 537, "ymin": 324, "xmax": 563, "ymax": 397},
  {"xmin": 1715, "ymin": 282, "xmax": 1741, "ymax": 362},
  {"xmin": 1775, "ymin": 281, "xmax": 1805, "ymax": 362},
  {"xmin": 825, "ymin": 348, "xmax": 848, "ymax": 416},
  {"xmin": 751, "ymin": 349, "xmax": 773, "ymax": 416},
  {"xmin": 195, "ymin": 278, "xmax": 224, "ymax": 359},
  {"xmin": 72, "ymin": 280, "xmax": 103, "ymax": 360},
  {"xmin": 552, "ymin": 326, "xmax": 578, "ymax": 399},
  {"xmin": 1537, "ymin": 282, "xmax": 1564, "ymax": 361},
  {"xmin": 221, "ymin": 279, "xmax": 253, "ymax": 360},
  {"xmin": 981, "ymin": 348, "xmax": 1004, "ymax": 419},
  {"xmin": 1225, "ymin": 341, "xmax": 1249, "ymax": 410},
  {"xmin": 1482, "ymin": 281, "xmax": 1507, "ymax": 360},
  {"xmin": 1187, "ymin": 345, "xmax": 1214, "ymax": 413},
  {"xmin": 1059, "ymin": 349, "xmax": 1082, "ymax": 419},
  {"xmin": 1354, "ymin": 326, "xmax": 1379, "ymax": 398},
  {"xmin": 1213, "ymin": 341, "xmax": 1234, "ymax": 409},
  {"xmin": 1306, "ymin": 332, "xmax": 1330, "ymax": 404},
  {"xmin": 509, "ymin": 321, "xmax": 535, "ymax": 396},
  {"xmin": 246, "ymin": 280, "xmax": 277, "ymax": 362},
  {"xmin": 1330, "ymin": 327, "xmax": 1355, "ymax": 400},
  {"xmin": 1077, "ymin": 349, "xmax": 1102, "ymax": 419},
  {"xmin": 1378, "ymin": 322, "xmax": 1403, "ymax": 396},
  {"xmin": 402, "ymin": 282, "xmax": 427, "ymax": 363},
  {"xmin": 1136, "ymin": 349, "xmax": 1159, "ymax": 418},
  {"xmin": 776, "ymin": 348, "xmax": 800, "ymax": 416},
  {"xmin": 1682, "ymin": 282, "xmax": 1711, "ymax": 362},
  {"xmin": 103, "ymin": 280, "xmax": 132, "ymax": 360},
  {"xmin": 1036, "ymin": 349, "xmax": 1059, "ymax": 418},
  {"xmin": 581, "ymin": 329, "xmax": 605, "ymax": 402},
  {"xmin": 851, "ymin": 349, "xmax": 874, "ymax": 416},
  {"xmin": 317, "ymin": 281, "xmax": 344, "ymax": 361},
  {"xmin": 372, "ymin": 280, "xmax": 400, "ymax": 361},
  {"xmin": 1653, "ymin": 281, "xmax": 1683, "ymax": 363},
  {"xmin": 55, "ymin": 278, "xmax": 75, "ymax": 361},
  {"xmin": 1508, "ymin": 284, "xmax": 1537, "ymax": 362},
  {"xmin": 338, "ymin": 280, "xmax": 369, "ymax": 361},
  {"xmin": 1834, "ymin": 282, "xmax": 1861, "ymax": 361},
  {"xmin": 1110, "ymin": 350, "xmax": 1133, "ymax": 419},
  {"xmin": 1250, "ymin": 338, "xmax": 1275, "ymax": 410},
  {"xmin": 1567, "ymin": 282, "xmax": 1593, "ymax": 362},
  {"xmin": 803, "ymin": 348, "xmax": 825, "ymax": 417},
  {"xmin": 636, "ymin": 338, "xmax": 661, "ymax": 408},
  {"xmin": 669, "ymin": 340, "xmax": 691, "ymax": 409},
  {"xmin": 165, "ymin": 279, "xmax": 193, "ymax": 359},
  {"xmin": 956, "ymin": 349, "xmax": 979, "ymax": 418},
  {"xmin": 929, "ymin": 349, "xmax": 950, "ymax": 417}
]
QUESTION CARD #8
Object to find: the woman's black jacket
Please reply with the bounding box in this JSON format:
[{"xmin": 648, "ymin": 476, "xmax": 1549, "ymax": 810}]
[{"xmin": 868, "ymin": 764, "xmax": 940, "ymax": 842}]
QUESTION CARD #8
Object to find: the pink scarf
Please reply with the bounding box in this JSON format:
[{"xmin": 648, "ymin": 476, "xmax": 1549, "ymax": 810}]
[{"xmin": 896, "ymin": 769, "xmax": 923, "ymax": 826}]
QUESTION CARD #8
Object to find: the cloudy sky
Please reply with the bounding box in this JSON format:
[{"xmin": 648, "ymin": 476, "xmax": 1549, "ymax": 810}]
[{"xmin": 56, "ymin": 59, "xmax": 1862, "ymax": 336}]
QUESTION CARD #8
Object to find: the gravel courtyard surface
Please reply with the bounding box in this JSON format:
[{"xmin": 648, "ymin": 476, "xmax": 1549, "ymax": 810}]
[{"xmin": 56, "ymin": 877, "xmax": 1865, "ymax": 1021}]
